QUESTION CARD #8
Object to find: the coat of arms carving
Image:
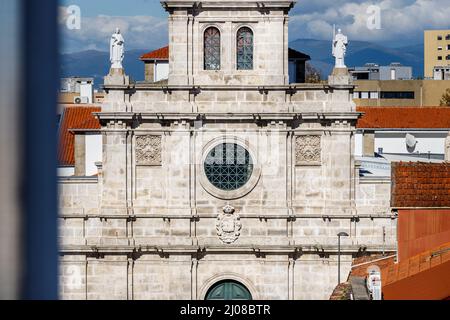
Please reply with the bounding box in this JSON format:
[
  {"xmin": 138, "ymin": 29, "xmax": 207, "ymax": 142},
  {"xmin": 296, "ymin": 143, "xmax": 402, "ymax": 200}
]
[
  {"xmin": 216, "ymin": 205, "xmax": 242, "ymax": 244},
  {"xmin": 295, "ymin": 135, "xmax": 321, "ymax": 165},
  {"xmin": 136, "ymin": 135, "xmax": 162, "ymax": 165}
]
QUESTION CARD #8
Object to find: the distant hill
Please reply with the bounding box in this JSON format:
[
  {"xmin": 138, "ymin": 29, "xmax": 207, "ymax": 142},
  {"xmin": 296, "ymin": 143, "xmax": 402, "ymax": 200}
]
[
  {"xmin": 60, "ymin": 40, "xmax": 424, "ymax": 88},
  {"xmin": 289, "ymin": 39, "xmax": 424, "ymax": 79},
  {"xmin": 60, "ymin": 49, "xmax": 151, "ymax": 89}
]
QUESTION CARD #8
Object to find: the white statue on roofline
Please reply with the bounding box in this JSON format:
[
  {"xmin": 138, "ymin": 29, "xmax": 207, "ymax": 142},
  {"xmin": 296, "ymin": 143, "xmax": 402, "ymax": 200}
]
[
  {"xmin": 110, "ymin": 28, "xmax": 124, "ymax": 69},
  {"xmin": 332, "ymin": 27, "xmax": 348, "ymax": 68}
]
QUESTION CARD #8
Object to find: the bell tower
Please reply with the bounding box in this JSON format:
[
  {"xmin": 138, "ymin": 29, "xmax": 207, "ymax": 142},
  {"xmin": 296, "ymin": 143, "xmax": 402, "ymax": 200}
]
[{"xmin": 162, "ymin": 0, "xmax": 296, "ymax": 86}]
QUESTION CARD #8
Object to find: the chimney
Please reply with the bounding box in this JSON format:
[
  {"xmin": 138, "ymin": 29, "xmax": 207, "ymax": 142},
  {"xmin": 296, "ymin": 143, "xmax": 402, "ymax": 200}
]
[
  {"xmin": 74, "ymin": 133, "xmax": 86, "ymax": 176},
  {"xmin": 363, "ymin": 130, "xmax": 375, "ymax": 157}
]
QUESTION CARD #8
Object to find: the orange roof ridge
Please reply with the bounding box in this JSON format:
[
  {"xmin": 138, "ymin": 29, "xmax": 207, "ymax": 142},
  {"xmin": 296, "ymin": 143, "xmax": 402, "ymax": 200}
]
[
  {"xmin": 140, "ymin": 46, "xmax": 169, "ymax": 61},
  {"xmin": 357, "ymin": 106, "xmax": 450, "ymax": 129}
]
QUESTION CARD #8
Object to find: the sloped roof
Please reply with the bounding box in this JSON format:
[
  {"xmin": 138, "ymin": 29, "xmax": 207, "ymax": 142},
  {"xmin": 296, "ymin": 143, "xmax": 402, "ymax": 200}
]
[
  {"xmin": 288, "ymin": 48, "xmax": 311, "ymax": 61},
  {"xmin": 140, "ymin": 46, "xmax": 169, "ymax": 61},
  {"xmin": 391, "ymin": 162, "xmax": 450, "ymax": 208},
  {"xmin": 357, "ymin": 107, "xmax": 450, "ymax": 129},
  {"xmin": 58, "ymin": 106, "xmax": 101, "ymax": 166}
]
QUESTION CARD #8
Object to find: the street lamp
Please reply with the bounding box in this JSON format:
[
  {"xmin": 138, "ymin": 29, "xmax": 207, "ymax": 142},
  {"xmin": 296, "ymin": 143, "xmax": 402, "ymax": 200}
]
[{"xmin": 337, "ymin": 232, "xmax": 349, "ymax": 285}]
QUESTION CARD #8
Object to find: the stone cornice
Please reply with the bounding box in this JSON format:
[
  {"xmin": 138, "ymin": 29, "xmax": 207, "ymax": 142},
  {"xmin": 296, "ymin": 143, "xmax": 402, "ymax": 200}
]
[
  {"xmin": 59, "ymin": 243, "xmax": 396, "ymax": 256},
  {"xmin": 94, "ymin": 112, "xmax": 363, "ymax": 122},
  {"xmin": 59, "ymin": 213, "xmax": 397, "ymax": 220},
  {"xmin": 161, "ymin": 1, "xmax": 297, "ymax": 10},
  {"xmin": 103, "ymin": 83, "xmax": 355, "ymax": 91},
  {"xmin": 58, "ymin": 176, "xmax": 98, "ymax": 184}
]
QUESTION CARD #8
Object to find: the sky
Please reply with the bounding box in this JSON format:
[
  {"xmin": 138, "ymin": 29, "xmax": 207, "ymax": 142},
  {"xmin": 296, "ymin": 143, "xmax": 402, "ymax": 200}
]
[{"xmin": 59, "ymin": 0, "xmax": 450, "ymax": 53}]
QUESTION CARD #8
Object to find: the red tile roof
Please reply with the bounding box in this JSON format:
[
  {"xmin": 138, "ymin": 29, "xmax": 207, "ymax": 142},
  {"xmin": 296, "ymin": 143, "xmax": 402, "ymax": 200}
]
[
  {"xmin": 349, "ymin": 254, "xmax": 396, "ymax": 278},
  {"xmin": 140, "ymin": 46, "xmax": 169, "ymax": 61},
  {"xmin": 357, "ymin": 107, "xmax": 450, "ymax": 129},
  {"xmin": 391, "ymin": 162, "xmax": 450, "ymax": 208},
  {"xmin": 58, "ymin": 106, "xmax": 101, "ymax": 166}
]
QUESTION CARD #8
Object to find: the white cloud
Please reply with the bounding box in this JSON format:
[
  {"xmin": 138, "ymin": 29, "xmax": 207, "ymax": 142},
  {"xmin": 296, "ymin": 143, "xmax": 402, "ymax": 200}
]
[
  {"xmin": 59, "ymin": 1, "xmax": 450, "ymax": 53},
  {"xmin": 59, "ymin": 6, "xmax": 168, "ymax": 53},
  {"xmin": 290, "ymin": 0, "xmax": 450, "ymax": 44}
]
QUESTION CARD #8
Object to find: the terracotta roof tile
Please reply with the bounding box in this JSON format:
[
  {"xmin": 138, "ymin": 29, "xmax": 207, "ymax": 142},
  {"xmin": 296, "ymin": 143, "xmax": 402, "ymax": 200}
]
[
  {"xmin": 391, "ymin": 162, "xmax": 450, "ymax": 208},
  {"xmin": 140, "ymin": 46, "xmax": 169, "ymax": 61},
  {"xmin": 58, "ymin": 106, "xmax": 101, "ymax": 166},
  {"xmin": 349, "ymin": 254, "xmax": 396, "ymax": 278},
  {"xmin": 357, "ymin": 107, "xmax": 450, "ymax": 129}
]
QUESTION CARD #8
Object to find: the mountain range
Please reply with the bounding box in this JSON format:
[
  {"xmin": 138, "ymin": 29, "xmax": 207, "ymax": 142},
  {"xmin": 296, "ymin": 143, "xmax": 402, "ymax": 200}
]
[{"xmin": 60, "ymin": 39, "xmax": 424, "ymax": 88}]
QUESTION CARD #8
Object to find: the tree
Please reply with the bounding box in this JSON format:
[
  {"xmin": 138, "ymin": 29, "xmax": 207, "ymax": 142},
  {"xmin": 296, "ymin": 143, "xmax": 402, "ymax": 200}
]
[
  {"xmin": 440, "ymin": 88, "xmax": 450, "ymax": 106},
  {"xmin": 305, "ymin": 63, "xmax": 322, "ymax": 83}
]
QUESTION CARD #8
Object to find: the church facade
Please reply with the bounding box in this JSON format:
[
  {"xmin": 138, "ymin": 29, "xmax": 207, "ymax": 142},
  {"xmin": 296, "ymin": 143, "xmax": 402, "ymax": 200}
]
[{"xmin": 58, "ymin": 0, "xmax": 395, "ymax": 300}]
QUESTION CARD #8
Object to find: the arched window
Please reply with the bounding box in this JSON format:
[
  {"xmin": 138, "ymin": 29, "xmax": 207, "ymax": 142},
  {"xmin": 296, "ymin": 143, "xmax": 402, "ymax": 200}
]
[
  {"xmin": 206, "ymin": 280, "xmax": 252, "ymax": 300},
  {"xmin": 204, "ymin": 27, "xmax": 221, "ymax": 70},
  {"xmin": 236, "ymin": 27, "xmax": 253, "ymax": 70}
]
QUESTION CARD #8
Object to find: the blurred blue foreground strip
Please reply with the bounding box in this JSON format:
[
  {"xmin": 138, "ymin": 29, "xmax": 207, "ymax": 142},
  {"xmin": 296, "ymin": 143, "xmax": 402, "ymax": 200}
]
[{"xmin": 22, "ymin": 0, "xmax": 59, "ymax": 299}]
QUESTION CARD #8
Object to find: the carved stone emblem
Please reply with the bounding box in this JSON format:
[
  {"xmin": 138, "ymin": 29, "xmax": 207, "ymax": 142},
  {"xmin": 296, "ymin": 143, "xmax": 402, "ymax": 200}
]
[
  {"xmin": 296, "ymin": 135, "xmax": 321, "ymax": 165},
  {"xmin": 136, "ymin": 135, "xmax": 162, "ymax": 165},
  {"xmin": 216, "ymin": 205, "xmax": 242, "ymax": 244}
]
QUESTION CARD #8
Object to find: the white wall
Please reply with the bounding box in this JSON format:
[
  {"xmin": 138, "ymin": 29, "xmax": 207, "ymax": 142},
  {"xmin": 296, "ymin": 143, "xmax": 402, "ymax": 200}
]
[
  {"xmin": 155, "ymin": 62, "xmax": 169, "ymax": 82},
  {"xmin": 58, "ymin": 166, "xmax": 75, "ymax": 177},
  {"xmin": 354, "ymin": 131, "xmax": 447, "ymax": 157},
  {"xmin": 374, "ymin": 131, "xmax": 447, "ymax": 155},
  {"xmin": 85, "ymin": 134, "xmax": 102, "ymax": 176},
  {"xmin": 80, "ymin": 82, "xmax": 93, "ymax": 103},
  {"xmin": 355, "ymin": 132, "xmax": 363, "ymax": 156}
]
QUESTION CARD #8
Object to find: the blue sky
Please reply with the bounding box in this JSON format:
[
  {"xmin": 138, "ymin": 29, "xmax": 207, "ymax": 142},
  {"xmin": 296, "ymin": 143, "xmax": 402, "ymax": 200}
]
[{"xmin": 59, "ymin": 0, "xmax": 450, "ymax": 53}]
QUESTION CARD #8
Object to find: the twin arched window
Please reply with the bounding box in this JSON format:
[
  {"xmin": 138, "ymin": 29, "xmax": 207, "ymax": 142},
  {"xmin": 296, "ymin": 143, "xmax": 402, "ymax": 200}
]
[{"xmin": 203, "ymin": 26, "xmax": 254, "ymax": 71}]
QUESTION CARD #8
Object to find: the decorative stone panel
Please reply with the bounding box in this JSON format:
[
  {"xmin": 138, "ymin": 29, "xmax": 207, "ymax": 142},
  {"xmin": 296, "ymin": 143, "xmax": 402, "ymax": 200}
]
[
  {"xmin": 295, "ymin": 135, "xmax": 322, "ymax": 166},
  {"xmin": 216, "ymin": 205, "xmax": 242, "ymax": 244},
  {"xmin": 136, "ymin": 135, "xmax": 162, "ymax": 166}
]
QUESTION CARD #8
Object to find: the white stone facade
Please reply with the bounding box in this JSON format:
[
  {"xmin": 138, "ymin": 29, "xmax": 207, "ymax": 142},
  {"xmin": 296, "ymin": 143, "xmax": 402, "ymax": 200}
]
[{"xmin": 58, "ymin": 0, "xmax": 396, "ymax": 300}]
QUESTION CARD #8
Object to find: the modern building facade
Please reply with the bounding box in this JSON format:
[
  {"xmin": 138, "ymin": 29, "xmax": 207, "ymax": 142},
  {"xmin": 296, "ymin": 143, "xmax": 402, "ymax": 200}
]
[
  {"xmin": 424, "ymin": 30, "xmax": 450, "ymax": 79},
  {"xmin": 352, "ymin": 79, "xmax": 450, "ymax": 107},
  {"xmin": 58, "ymin": 0, "xmax": 396, "ymax": 300},
  {"xmin": 60, "ymin": 77, "xmax": 95, "ymax": 104},
  {"xmin": 349, "ymin": 63, "xmax": 412, "ymax": 81}
]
